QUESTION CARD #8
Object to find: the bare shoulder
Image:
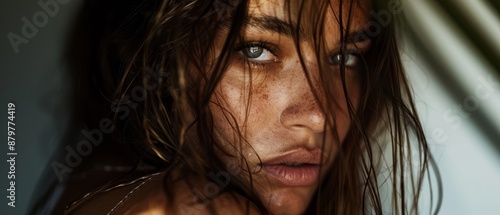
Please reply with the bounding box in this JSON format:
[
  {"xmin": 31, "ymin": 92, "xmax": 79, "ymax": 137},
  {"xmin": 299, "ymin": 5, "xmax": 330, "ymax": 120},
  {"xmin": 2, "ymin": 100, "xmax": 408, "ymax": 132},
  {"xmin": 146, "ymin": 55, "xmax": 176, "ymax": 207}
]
[
  {"xmin": 64, "ymin": 171, "xmax": 261, "ymax": 215},
  {"xmin": 64, "ymin": 172, "xmax": 170, "ymax": 215}
]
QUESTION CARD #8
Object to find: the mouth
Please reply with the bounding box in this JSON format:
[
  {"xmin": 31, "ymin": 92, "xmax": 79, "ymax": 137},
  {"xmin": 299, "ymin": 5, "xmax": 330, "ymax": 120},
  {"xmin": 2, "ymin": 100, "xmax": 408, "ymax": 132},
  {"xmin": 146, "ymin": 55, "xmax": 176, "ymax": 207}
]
[
  {"xmin": 260, "ymin": 149, "xmax": 323, "ymax": 187},
  {"xmin": 261, "ymin": 163, "xmax": 320, "ymax": 186}
]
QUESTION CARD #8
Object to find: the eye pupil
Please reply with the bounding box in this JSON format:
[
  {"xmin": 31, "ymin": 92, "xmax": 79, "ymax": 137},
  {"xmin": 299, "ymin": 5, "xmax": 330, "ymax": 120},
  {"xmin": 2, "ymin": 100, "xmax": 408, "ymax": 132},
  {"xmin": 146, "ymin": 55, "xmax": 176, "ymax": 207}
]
[
  {"xmin": 330, "ymin": 54, "xmax": 356, "ymax": 66},
  {"xmin": 336, "ymin": 55, "xmax": 343, "ymax": 63},
  {"xmin": 244, "ymin": 46, "xmax": 263, "ymax": 58},
  {"xmin": 250, "ymin": 47, "xmax": 259, "ymax": 53}
]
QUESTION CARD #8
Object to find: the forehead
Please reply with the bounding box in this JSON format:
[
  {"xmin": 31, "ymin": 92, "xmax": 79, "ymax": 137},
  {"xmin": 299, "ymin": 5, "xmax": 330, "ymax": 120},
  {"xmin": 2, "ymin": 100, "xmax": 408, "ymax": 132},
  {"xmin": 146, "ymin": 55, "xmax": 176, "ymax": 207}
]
[{"xmin": 248, "ymin": 0, "xmax": 371, "ymax": 36}]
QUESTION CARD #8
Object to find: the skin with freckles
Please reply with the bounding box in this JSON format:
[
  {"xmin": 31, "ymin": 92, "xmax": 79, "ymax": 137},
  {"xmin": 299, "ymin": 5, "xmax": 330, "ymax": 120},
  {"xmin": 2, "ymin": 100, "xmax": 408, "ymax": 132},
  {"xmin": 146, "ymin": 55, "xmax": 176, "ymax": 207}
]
[
  {"xmin": 71, "ymin": 0, "xmax": 371, "ymax": 214},
  {"xmin": 113, "ymin": 1, "xmax": 372, "ymax": 215},
  {"xmin": 206, "ymin": 0, "xmax": 371, "ymax": 214},
  {"xmin": 62, "ymin": 0, "xmax": 436, "ymax": 214}
]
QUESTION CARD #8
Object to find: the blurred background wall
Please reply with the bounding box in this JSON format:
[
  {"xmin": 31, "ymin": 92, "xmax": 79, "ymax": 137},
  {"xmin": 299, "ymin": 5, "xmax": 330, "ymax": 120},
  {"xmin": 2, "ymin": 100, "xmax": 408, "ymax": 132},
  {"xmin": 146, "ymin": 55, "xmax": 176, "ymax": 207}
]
[
  {"xmin": 402, "ymin": 0, "xmax": 500, "ymax": 214},
  {"xmin": 0, "ymin": 0, "xmax": 82, "ymax": 214}
]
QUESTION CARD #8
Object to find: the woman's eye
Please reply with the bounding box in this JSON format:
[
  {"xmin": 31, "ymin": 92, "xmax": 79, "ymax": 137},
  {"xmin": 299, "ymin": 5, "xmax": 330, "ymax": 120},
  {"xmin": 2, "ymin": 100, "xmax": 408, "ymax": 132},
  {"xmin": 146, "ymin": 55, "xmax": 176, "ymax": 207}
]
[
  {"xmin": 329, "ymin": 53, "xmax": 360, "ymax": 67},
  {"xmin": 239, "ymin": 45, "xmax": 277, "ymax": 62}
]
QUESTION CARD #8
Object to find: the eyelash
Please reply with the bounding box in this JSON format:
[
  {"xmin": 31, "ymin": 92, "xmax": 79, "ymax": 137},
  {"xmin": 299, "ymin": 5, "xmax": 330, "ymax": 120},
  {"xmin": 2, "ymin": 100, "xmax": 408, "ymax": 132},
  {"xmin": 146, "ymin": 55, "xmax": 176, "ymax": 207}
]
[
  {"xmin": 233, "ymin": 41, "xmax": 364, "ymax": 69},
  {"xmin": 233, "ymin": 41, "xmax": 279, "ymax": 69}
]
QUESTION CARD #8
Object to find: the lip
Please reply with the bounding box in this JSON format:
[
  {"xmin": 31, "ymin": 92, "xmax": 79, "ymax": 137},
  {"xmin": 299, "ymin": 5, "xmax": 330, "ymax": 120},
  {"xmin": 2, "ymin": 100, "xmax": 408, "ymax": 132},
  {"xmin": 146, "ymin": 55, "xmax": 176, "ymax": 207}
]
[{"xmin": 260, "ymin": 148, "xmax": 324, "ymax": 186}]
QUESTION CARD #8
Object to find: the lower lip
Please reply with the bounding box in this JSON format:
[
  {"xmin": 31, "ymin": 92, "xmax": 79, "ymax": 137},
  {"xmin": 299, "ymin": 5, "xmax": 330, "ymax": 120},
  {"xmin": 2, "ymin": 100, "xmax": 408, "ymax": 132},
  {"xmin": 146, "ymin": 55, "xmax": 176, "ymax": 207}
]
[{"xmin": 261, "ymin": 164, "xmax": 320, "ymax": 186}]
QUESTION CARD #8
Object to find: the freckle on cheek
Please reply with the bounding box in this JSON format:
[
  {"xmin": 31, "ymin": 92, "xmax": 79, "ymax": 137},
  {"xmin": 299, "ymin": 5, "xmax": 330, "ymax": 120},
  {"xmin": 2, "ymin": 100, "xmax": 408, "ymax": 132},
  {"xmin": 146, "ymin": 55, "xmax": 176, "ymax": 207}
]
[
  {"xmin": 262, "ymin": 94, "xmax": 269, "ymax": 100},
  {"xmin": 290, "ymin": 106, "xmax": 300, "ymax": 115}
]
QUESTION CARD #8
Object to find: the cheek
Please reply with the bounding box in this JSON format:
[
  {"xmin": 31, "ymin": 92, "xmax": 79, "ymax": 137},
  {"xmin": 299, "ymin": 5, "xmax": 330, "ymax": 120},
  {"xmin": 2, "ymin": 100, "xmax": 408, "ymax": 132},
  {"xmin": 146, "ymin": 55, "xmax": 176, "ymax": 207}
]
[
  {"xmin": 209, "ymin": 87, "xmax": 243, "ymax": 146},
  {"xmin": 208, "ymin": 69, "xmax": 259, "ymax": 151},
  {"xmin": 208, "ymin": 70, "xmax": 276, "ymax": 177},
  {"xmin": 329, "ymin": 73, "xmax": 362, "ymax": 142},
  {"xmin": 211, "ymin": 65, "xmax": 274, "ymax": 131}
]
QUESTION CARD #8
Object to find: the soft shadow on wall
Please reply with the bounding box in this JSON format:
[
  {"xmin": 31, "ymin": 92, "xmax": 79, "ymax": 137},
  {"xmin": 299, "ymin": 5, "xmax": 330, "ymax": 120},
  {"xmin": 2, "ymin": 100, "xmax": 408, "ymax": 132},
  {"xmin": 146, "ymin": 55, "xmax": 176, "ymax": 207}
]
[{"xmin": 402, "ymin": 0, "xmax": 500, "ymax": 214}]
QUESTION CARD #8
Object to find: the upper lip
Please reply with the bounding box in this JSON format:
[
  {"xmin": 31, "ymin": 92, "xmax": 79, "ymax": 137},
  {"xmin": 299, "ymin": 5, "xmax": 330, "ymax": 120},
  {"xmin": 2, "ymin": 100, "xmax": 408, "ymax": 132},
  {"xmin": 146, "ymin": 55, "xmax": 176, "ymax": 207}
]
[{"xmin": 260, "ymin": 148, "xmax": 326, "ymax": 165}]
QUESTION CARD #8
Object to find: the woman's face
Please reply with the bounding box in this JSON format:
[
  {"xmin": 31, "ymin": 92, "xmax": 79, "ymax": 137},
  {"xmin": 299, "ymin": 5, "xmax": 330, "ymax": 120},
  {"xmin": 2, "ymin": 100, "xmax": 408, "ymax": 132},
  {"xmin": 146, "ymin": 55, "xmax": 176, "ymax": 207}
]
[{"xmin": 209, "ymin": 0, "xmax": 370, "ymax": 214}]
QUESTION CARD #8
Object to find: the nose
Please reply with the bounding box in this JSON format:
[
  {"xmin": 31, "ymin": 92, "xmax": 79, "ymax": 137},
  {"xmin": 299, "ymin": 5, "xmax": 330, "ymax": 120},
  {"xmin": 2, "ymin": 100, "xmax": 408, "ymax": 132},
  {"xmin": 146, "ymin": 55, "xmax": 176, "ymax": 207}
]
[{"xmin": 279, "ymin": 82, "xmax": 326, "ymax": 134}]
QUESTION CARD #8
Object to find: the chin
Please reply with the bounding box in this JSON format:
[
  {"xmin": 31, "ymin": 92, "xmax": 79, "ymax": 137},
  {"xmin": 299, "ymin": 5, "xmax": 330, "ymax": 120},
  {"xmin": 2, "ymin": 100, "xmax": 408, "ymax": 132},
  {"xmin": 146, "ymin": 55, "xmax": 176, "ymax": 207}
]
[{"xmin": 262, "ymin": 187, "xmax": 313, "ymax": 215}]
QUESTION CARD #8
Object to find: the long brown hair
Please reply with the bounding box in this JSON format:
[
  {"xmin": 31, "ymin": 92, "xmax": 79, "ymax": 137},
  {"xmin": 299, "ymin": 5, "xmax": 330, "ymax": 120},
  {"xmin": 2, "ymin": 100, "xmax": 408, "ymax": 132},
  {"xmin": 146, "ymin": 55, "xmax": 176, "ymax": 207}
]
[{"xmin": 79, "ymin": 0, "xmax": 441, "ymax": 214}]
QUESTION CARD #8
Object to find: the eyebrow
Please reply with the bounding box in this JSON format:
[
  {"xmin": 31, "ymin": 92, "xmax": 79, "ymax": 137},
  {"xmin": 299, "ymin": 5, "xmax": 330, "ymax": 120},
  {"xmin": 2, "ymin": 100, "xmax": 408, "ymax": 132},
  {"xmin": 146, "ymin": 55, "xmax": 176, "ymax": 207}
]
[
  {"xmin": 245, "ymin": 16, "xmax": 307, "ymax": 39},
  {"xmin": 243, "ymin": 16, "xmax": 371, "ymax": 45}
]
